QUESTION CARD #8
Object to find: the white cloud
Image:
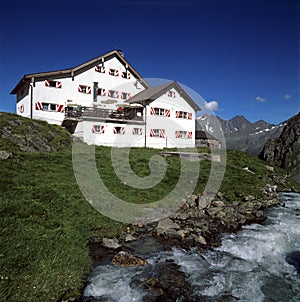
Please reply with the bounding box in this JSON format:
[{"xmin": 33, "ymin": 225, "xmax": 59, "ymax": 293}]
[
  {"xmin": 256, "ymin": 96, "xmax": 267, "ymax": 103},
  {"xmin": 204, "ymin": 100, "xmax": 220, "ymax": 111},
  {"xmin": 284, "ymin": 94, "xmax": 291, "ymax": 100}
]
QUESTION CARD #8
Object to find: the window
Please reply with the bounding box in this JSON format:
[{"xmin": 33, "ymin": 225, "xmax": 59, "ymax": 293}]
[
  {"xmin": 114, "ymin": 126, "xmax": 125, "ymax": 134},
  {"xmin": 78, "ymin": 85, "xmax": 91, "ymax": 94},
  {"xmin": 45, "ymin": 80, "xmax": 62, "ymax": 88},
  {"xmin": 95, "ymin": 65, "xmax": 105, "ymax": 73},
  {"xmin": 121, "ymin": 71, "xmax": 131, "ymax": 79},
  {"xmin": 132, "ymin": 128, "xmax": 142, "ymax": 135},
  {"xmin": 108, "ymin": 90, "xmax": 119, "ymax": 98},
  {"xmin": 41, "ymin": 103, "xmax": 56, "ymax": 111},
  {"xmin": 109, "ymin": 68, "xmax": 119, "ymax": 76},
  {"xmin": 167, "ymin": 90, "xmax": 176, "ymax": 98},
  {"xmin": 150, "ymin": 129, "xmax": 165, "ymax": 138},
  {"xmin": 150, "ymin": 107, "xmax": 164, "ymax": 116},
  {"xmin": 121, "ymin": 92, "xmax": 131, "ymax": 100},
  {"xmin": 175, "ymin": 131, "xmax": 192, "ymax": 139},
  {"xmin": 96, "ymin": 88, "xmax": 106, "ymax": 96},
  {"xmin": 92, "ymin": 125, "xmax": 105, "ymax": 134},
  {"xmin": 176, "ymin": 111, "xmax": 192, "ymax": 119}
]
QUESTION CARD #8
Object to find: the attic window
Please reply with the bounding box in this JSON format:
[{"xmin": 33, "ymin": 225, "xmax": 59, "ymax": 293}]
[
  {"xmin": 167, "ymin": 91, "xmax": 176, "ymax": 98},
  {"xmin": 45, "ymin": 80, "xmax": 62, "ymax": 88},
  {"xmin": 121, "ymin": 71, "xmax": 131, "ymax": 79},
  {"xmin": 95, "ymin": 65, "xmax": 105, "ymax": 73},
  {"xmin": 109, "ymin": 68, "xmax": 119, "ymax": 76}
]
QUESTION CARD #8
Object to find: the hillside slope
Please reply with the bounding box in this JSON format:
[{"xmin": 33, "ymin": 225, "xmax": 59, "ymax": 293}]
[{"xmin": 0, "ymin": 112, "xmax": 71, "ymax": 153}]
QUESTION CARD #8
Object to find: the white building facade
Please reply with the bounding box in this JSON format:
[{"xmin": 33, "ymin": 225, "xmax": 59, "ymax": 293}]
[{"xmin": 11, "ymin": 50, "xmax": 200, "ymax": 148}]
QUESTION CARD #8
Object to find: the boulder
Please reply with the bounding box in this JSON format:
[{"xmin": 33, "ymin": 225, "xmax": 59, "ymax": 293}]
[
  {"xmin": 112, "ymin": 251, "xmax": 147, "ymax": 267},
  {"xmin": 102, "ymin": 238, "xmax": 122, "ymax": 249},
  {"xmin": 156, "ymin": 218, "xmax": 180, "ymax": 236},
  {"xmin": 0, "ymin": 150, "xmax": 12, "ymax": 159},
  {"xmin": 286, "ymin": 251, "xmax": 300, "ymax": 274}
]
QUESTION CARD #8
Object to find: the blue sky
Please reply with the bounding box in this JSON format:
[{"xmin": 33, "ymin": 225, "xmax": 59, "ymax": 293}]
[{"xmin": 0, "ymin": 0, "xmax": 299, "ymax": 124}]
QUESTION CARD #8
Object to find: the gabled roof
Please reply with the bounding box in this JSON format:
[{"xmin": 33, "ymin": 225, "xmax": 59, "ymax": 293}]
[
  {"xmin": 126, "ymin": 81, "xmax": 201, "ymax": 112},
  {"xmin": 11, "ymin": 49, "xmax": 149, "ymax": 94}
]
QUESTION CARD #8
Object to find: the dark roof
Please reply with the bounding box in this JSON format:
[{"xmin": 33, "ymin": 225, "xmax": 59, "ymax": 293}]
[
  {"xmin": 195, "ymin": 130, "xmax": 219, "ymax": 141},
  {"xmin": 126, "ymin": 81, "xmax": 201, "ymax": 112},
  {"xmin": 11, "ymin": 49, "xmax": 149, "ymax": 94}
]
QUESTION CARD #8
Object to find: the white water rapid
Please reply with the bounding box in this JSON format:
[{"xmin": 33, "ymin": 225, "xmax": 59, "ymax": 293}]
[{"xmin": 84, "ymin": 192, "xmax": 300, "ymax": 301}]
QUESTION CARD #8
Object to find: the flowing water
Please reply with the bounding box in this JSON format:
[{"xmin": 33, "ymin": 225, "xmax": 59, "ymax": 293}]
[{"xmin": 83, "ymin": 192, "xmax": 300, "ymax": 301}]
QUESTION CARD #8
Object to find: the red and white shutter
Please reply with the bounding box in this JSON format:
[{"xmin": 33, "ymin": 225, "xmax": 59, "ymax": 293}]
[
  {"xmin": 45, "ymin": 80, "xmax": 50, "ymax": 87},
  {"xmin": 159, "ymin": 129, "xmax": 165, "ymax": 138},
  {"xmin": 87, "ymin": 86, "xmax": 92, "ymax": 94},
  {"xmin": 121, "ymin": 127, "xmax": 125, "ymax": 134},
  {"xmin": 56, "ymin": 104, "xmax": 64, "ymax": 112},
  {"xmin": 187, "ymin": 131, "xmax": 193, "ymax": 139},
  {"xmin": 95, "ymin": 65, "xmax": 105, "ymax": 73},
  {"xmin": 56, "ymin": 81, "xmax": 62, "ymax": 88},
  {"xmin": 35, "ymin": 102, "xmax": 43, "ymax": 110},
  {"xmin": 150, "ymin": 129, "xmax": 155, "ymax": 137},
  {"xmin": 92, "ymin": 125, "xmax": 96, "ymax": 133},
  {"xmin": 188, "ymin": 112, "xmax": 192, "ymax": 120},
  {"xmin": 127, "ymin": 93, "xmax": 131, "ymax": 100},
  {"xmin": 150, "ymin": 107, "xmax": 156, "ymax": 115},
  {"xmin": 165, "ymin": 109, "xmax": 170, "ymax": 117},
  {"xmin": 100, "ymin": 125, "xmax": 105, "ymax": 134},
  {"xmin": 175, "ymin": 111, "xmax": 180, "ymax": 118},
  {"xmin": 175, "ymin": 131, "xmax": 180, "ymax": 138},
  {"xmin": 78, "ymin": 85, "xmax": 83, "ymax": 93}
]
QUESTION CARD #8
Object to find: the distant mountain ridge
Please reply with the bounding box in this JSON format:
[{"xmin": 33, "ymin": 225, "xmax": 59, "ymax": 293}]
[{"xmin": 196, "ymin": 114, "xmax": 286, "ymax": 155}]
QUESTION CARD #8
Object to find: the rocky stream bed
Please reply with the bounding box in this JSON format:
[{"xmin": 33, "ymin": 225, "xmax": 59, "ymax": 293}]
[{"xmin": 76, "ymin": 182, "xmax": 293, "ymax": 302}]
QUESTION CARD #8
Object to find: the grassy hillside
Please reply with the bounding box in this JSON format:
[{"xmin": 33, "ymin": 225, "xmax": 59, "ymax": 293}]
[{"xmin": 0, "ymin": 113, "xmax": 299, "ymax": 301}]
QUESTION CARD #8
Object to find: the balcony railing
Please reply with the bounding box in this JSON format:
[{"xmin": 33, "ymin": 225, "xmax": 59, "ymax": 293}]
[{"xmin": 64, "ymin": 106, "xmax": 144, "ymax": 121}]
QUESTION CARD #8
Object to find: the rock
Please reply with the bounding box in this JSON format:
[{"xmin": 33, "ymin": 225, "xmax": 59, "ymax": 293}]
[
  {"xmin": 197, "ymin": 196, "xmax": 211, "ymax": 209},
  {"xmin": 177, "ymin": 229, "xmax": 187, "ymax": 239},
  {"xmin": 259, "ymin": 112, "xmax": 300, "ymax": 182},
  {"xmin": 112, "ymin": 251, "xmax": 147, "ymax": 267},
  {"xmin": 194, "ymin": 235, "xmax": 207, "ymax": 245},
  {"xmin": 0, "ymin": 150, "xmax": 12, "ymax": 159},
  {"xmin": 156, "ymin": 218, "xmax": 180, "ymax": 236},
  {"xmin": 212, "ymin": 200, "xmax": 225, "ymax": 207},
  {"xmin": 124, "ymin": 234, "xmax": 136, "ymax": 242},
  {"xmin": 207, "ymin": 207, "xmax": 224, "ymax": 216},
  {"xmin": 285, "ymin": 251, "xmax": 300, "ymax": 274},
  {"xmin": 102, "ymin": 238, "xmax": 122, "ymax": 249}
]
